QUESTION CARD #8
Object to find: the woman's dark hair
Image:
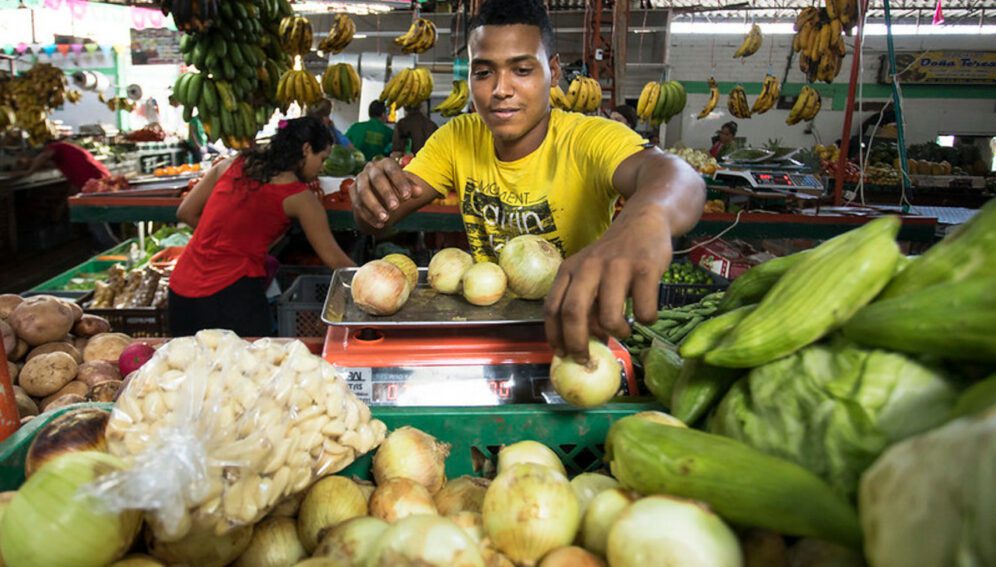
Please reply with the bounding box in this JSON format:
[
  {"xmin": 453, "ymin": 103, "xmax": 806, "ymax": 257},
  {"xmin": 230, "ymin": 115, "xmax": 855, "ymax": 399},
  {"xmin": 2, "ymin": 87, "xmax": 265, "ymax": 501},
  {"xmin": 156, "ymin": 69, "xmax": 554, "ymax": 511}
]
[
  {"xmin": 241, "ymin": 117, "xmax": 332, "ymax": 184},
  {"xmin": 614, "ymin": 104, "xmax": 638, "ymax": 129},
  {"xmin": 721, "ymin": 121, "xmax": 738, "ymax": 136},
  {"xmin": 470, "ymin": 0, "xmax": 556, "ymax": 56}
]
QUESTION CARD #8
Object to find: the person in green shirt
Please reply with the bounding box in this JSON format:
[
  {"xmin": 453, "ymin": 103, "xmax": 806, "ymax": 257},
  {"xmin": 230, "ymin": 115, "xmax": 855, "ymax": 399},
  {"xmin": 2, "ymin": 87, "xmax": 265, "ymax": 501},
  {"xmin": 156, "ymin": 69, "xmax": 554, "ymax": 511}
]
[{"xmin": 345, "ymin": 100, "xmax": 394, "ymax": 162}]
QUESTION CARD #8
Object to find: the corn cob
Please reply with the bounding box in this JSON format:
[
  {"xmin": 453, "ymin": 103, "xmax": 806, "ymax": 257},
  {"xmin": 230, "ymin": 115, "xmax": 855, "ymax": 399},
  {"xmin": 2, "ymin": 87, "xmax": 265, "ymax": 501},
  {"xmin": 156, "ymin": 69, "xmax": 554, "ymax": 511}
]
[{"xmin": 706, "ymin": 216, "xmax": 901, "ymax": 368}]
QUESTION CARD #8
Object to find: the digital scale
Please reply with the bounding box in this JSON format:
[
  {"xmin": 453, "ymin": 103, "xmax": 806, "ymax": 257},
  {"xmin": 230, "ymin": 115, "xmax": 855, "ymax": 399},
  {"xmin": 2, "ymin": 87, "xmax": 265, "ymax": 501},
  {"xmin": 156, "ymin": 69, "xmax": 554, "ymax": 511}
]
[
  {"xmin": 320, "ymin": 268, "xmax": 636, "ymax": 407},
  {"xmin": 713, "ymin": 169, "xmax": 825, "ymax": 197}
]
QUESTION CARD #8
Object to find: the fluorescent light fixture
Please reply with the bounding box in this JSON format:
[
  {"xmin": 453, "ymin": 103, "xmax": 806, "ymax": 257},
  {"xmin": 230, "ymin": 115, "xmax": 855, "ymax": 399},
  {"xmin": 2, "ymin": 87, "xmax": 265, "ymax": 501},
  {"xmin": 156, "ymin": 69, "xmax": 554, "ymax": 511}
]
[{"xmin": 670, "ymin": 21, "xmax": 996, "ymax": 36}]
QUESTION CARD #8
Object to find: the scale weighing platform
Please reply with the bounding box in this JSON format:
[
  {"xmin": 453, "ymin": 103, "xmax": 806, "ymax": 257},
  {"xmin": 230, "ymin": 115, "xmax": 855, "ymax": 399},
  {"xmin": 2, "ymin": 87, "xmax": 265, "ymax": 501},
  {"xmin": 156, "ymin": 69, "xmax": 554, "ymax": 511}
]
[
  {"xmin": 713, "ymin": 169, "xmax": 825, "ymax": 197},
  {"xmin": 320, "ymin": 268, "xmax": 636, "ymax": 407}
]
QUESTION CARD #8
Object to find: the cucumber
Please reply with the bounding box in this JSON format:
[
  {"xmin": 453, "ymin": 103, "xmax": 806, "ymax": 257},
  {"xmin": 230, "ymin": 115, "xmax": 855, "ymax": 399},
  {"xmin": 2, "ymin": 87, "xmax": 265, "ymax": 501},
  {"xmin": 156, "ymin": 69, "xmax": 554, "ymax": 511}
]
[
  {"xmin": 670, "ymin": 358, "xmax": 743, "ymax": 424},
  {"xmin": 605, "ymin": 416, "xmax": 862, "ymax": 548},
  {"xmin": 718, "ymin": 250, "xmax": 811, "ymax": 312},
  {"xmin": 950, "ymin": 373, "xmax": 996, "ymax": 420},
  {"xmin": 641, "ymin": 342, "xmax": 683, "ymax": 406},
  {"xmin": 680, "ymin": 304, "xmax": 757, "ymax": 359}
]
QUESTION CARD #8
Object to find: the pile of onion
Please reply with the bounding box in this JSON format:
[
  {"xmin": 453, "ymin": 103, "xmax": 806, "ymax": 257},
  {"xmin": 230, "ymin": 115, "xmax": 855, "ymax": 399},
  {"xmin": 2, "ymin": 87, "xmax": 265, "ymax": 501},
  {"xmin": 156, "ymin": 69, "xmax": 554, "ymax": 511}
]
[
  {"xmin": 24, "ymin": 406, "xmax": 109, "ymax": 478},
  {"xmin": 581, "ymin": 488, "xmax": 638, "ymax": 557},
  {"xmin": 496, "ymin": 440, "xmax": 565, "ymax": 476},
  {"xmin": 232, "ymin": 517, "xmax": 306, "ymax": 567},
  {"xmin": 434, "ymin": 476, "xmax": 491, "ymax": 516},
  {"xmin": 428, "ymin": 248, "xmax": 474, "ymax": 294},
  {"xmin": 462, "ymin": 262, "xmax": 507, "ymax": 306},
  {"xmin": 146, "ymin": 523, "xmax": 253, "ymax": 567},
  {"xmin": 570, "ymin": 473, "xmax": 620, "ymax": 516},
  {"xmin": 313, "ymin": 516, "xmax": 389, "ymax": 565},
  {"xmin": 297, "ymin": 476, "xmax": 368, "ymax": 552},
  {"xmin": 369, "ymin": 478, "xmax": 439, "ymax": 522},
  {"xmin": 372, "ymin": 426, "xmax": 450, "ymax": 493},
  {"xmin": 366, "ymin": 515, "xmax": 485, "ymax": 567},
  {"xmin": 550, "ymin": 339, "xmax": 621, "ymax": 408},
  {"xmin": 539, "ymin": 546, "xmax": 606, "ymax": 567},
  {"xmin": 498, "ymin": 235, "xmax": 563, "ymax": 300},
  {"xmin": 351, "ymin": 260, "xmax": 411, "ymax": 316}
]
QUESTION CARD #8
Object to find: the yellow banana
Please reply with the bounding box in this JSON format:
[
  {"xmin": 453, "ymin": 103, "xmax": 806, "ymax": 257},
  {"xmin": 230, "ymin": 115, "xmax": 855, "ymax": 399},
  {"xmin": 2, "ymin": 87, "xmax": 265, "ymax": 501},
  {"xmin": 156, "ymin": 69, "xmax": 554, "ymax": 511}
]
[
  {"xmin": 734, "ymin": 23, "xmax": 763, "ymax": 58},
  {"xmin": 697, "ymin": 78, "xmax": 720, "ymax": 119},
  {"xmin": 586, "ymin": 78, "xmax": 602, "ymax": 112},
  {"xmin": 636, "ymin": 81, "xmax": 655, "ymax": 118},
  {"xmin": 550, "ymin": 84, "xmax": 569, "ymax": 110},
  {"xmin": 565, "ymin": 78, "xmax": 582, "ymax": 110}
]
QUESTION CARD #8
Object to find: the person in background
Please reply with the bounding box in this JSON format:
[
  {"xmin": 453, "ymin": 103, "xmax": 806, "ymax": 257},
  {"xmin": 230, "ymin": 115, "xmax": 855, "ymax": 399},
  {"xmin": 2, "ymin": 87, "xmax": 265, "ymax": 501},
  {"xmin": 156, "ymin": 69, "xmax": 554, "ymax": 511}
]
[
  {"xmin": 391, "ymin": 102, "xmax": 438, "ymax": 155},
  {"xmin": 610, "ymin": 104, "xmax": 638, "ymax": 130},
  {"xmin": 346, "ymin": 100, "xmax": 393, "ymax": 162},
  {"xmin": 169, "ymin": 117, "xmax": 355, "ymax": 337},
  {"xmin": 306, "ymin": 99, "xmax": 353, "ymax": 149},
  {"xmin": 709, "ymin": 121, "xmax": 738, "ymax": 159}
]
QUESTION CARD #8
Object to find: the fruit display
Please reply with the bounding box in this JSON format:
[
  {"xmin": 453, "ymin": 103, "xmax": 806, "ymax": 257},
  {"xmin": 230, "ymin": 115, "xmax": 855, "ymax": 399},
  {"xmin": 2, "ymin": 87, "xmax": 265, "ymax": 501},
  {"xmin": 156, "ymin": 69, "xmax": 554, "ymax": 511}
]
[
  {"xmin": 320, "ymin": 62, "xmax": 361, "ymax": 104},
  {"xmin": 749, "ymin": 74, "xmax": 781, "ymax": 115},
  {"xmin": 563, "ymin": 76, "xmax": 603, "ymax": 113},
  {"xmin": 124, "ymin": 123, "xmax": 167, "ymax": 142},
  {"xmin": 904, "ymin": 159, "xmax": 952, "ymax": 176},
  {"xmin": 0, "ymin": 63, "xmax": 81, "ymax": 145},
  {"xmin": 277, "ymin": 67, "xmax": 323, "ymax": 109},
  {"xmin": 636, "ymin": 80, "xmax": 686, "ymax": 126},
  {"xmin": 79, "ymin": 175, "xmax": 131, "ymax": 194},
  {"xmin": 323, "ymin": 145, "xmax": 366, "ymax": 176},
  {"xmin": 785, "ymin": 85, "xmax": 821, "ymax": 125},
  {"xmin": 318, "ymin": 13, "xmax": 356, "ymax": 54},
  {"xmin": 666, "ymin": 147, "xmax": 719, "ymax": 175},
  {"xmin": 792, "ymin": 1, "xmax": 852, "ymax": 84},
  {"xmin": 0, "ymin": 294, "xmax": 135, "ymax": 421},
  {"xmin": 695, "ymin": 77, "xmax": 719, "ymax": 119},
  {"xmin": 726, "ymin": 85, "xmax": 751, "ymax": 119},
  {"xmin": 394, "ymin": 17, "xmax": 437, "ymax": 54},
  {"xmin": 549, "ymin": 84, "xmax": 570, "ymax": 111},
  {"xmin": 433, "ymin": 80, "xmax": 470, "ymax": 117},
  {"xmin": 732, "ymin": 23, "xmax": 762, "ymax": 58},
  {"xmin": 379, "ymin": 67, "xmax": 433, "ymax": 109},
  {"xmin": 863, "ymin": 164, "xmax": 901, "ymax": 185},
  {"xmin": 156, "ymin": 0, "xmax": 222, "ymax": 32},
  {"xmin": 279, "ymin": 15, "xmax": 314, "ymax": 56}
]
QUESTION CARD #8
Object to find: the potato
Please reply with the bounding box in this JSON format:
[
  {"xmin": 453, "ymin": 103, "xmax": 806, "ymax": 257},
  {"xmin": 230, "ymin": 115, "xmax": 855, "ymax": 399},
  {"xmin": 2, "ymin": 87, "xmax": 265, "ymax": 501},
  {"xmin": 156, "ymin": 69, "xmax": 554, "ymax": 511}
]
[
  {"xmin": 40, "ymin": 380, "xmax": 90, "ymax": 410},
  {"xmin": 8, "ymin": 339, "xmax": 28, "ymax": 362},
  {"xmin": 1, "ymin": 319, "xmax": 14, "ymax": 355},
  {"xmin": 73, "ymin": 336, "xmax": 89, "ymax": 354},
  {"xmin": 8, "ymin": 296, "xmax": 76, "ymax": 346},
  {"xmin": 27, "ymin": 341, "xmax": 82, "ymax": 365},
  {"xmin": 13, "ymin": 385, "xmax": 38, "ymax": 418},
  {"xmin": 18, "ymin": 351, "xmax": 78, "ymax": 397},
  {"xmin": 42, "ymin": 394, "xmax": 86, "ymax": 413},
  {"xmin": 6, "ymin": 360, "xmax": 17, "ymax": 384},
  {"xmin": 0, "ymin": 294, "xmax": 22, "ymax": 320},
  {"xmin": 89, "ymin": 380, "xmax": 122, "ymax": 403},
  {"xmin": 67, "ymin": 301, "xmax": 84, "ymax": 322},
  {"xmin": 77, "ymin": 360, "xmax": 122, "ymax": 387},
  {"xmin": 73, "ymin": 314, "xmax": 112, "ymax": 338},
  {"xmin": 83, "ymin": 333, "xmax": 132, "ymax": 363}
]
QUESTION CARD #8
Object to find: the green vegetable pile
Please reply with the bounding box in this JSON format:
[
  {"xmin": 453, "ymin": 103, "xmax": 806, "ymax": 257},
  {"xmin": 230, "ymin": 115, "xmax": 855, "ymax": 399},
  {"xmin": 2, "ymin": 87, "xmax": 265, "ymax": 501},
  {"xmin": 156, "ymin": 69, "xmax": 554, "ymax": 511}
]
[
  {"xmin": 661, "ymin": 262, "xmax": 712, "ymax": 286},
  {"xmin": 623, "ymin": 292, "xmax": 723, "ymax": 360}
]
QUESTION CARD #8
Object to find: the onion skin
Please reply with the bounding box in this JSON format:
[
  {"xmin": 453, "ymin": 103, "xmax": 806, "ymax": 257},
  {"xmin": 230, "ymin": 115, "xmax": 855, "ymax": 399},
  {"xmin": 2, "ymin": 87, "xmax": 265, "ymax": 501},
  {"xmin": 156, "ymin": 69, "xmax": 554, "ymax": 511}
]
[
  {"xmin": 351, "ymin": 260, "xmax": 411, "ymax": 316},
  {"xmin": 550, "ymin": 340, "xmax": 621, "ymax": 408},
  {"xmin": 435, "ymin": 476, "xmax": 491, "ymax": 516},
  {"xmin": 496, "ymin": 441, "xmax": 566, "ymax": 477},
  {"xmin": 297, "ymin": 476, "xmax": 368, "ymax": 553},
  {"xmin": 313, "ymin": 516, "xmax": 389, "ymax": 564},
  {"xmin": 382, "ymin": 254, "xmax": 419, "ymax": 292},
  {"xmin": 428, "ymin": 248, "xmax": 474, "ymax": 295},
  {"xmin": 482, "ymin": 463, "xmax": 581, "ymax": 566},
  {"xmin": 570, "ymin": 473, "xmax": 620, "ymax": 517},
  {"xmin": 372, "ymin": 426, "xmax": 450, "ymax": 493},
  {"xmin": 369, "ymin": 478, "xmax": 439, "ymax": 523},
  {"xmin": 580, "ymin": 488, "xmax": 638, "ymax": 557},
  {"xmin": 146, "ymin": 523, "xmax": 253, "ymax": 567},
  {"xmin": 448, "ymin": 511, "xmax": 485, "ymax": 544},
  {"xmin": 539, "ymin": 546, "xmax": 606, "ymax": 567},
  {"xmin": 0, "ymin": 451, "xmax": 142, "ymax": 567},
  {"xmin": 25, "ymin": 406, "xmax": 109, "ymax": 478},
  {"xmin": 366, "ymin": 515, "xmax": 485, "ymax": 567},
  {"xmin": 234, "ymin": 517, "xmax": 307, "ymax": 567},
  {"xmin": 462, "ymin": 262, "xmax": 507, "ymax": 306},
  {"xmin": 498, "ymin": 235, "xmax": 563, "ymax": 300}
]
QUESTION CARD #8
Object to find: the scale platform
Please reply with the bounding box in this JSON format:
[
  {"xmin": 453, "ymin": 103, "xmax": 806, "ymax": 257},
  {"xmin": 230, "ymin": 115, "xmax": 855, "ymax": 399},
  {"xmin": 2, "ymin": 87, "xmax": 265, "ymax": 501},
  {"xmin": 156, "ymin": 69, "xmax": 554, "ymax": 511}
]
[{"xmin": 713, "ymin": 168, "xmax": 825, "ymax": 198}]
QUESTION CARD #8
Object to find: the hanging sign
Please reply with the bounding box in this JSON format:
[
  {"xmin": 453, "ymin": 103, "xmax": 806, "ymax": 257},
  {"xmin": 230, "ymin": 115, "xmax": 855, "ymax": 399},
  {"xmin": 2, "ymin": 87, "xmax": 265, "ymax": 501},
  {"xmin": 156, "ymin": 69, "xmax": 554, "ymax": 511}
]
[
  {"xmin": 130, "ymin": 27, "xmax": 181, "ymax": 65},
  {"xmin": 880, "ymin": 51, "xmax": 996, "ymax": 85}
]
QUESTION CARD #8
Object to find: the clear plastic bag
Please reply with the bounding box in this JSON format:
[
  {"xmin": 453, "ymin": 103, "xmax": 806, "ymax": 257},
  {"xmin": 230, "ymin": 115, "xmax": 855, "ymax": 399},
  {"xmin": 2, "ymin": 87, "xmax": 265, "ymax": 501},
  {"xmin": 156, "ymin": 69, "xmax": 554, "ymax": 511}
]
[{"xmin": 92, "ymin": 329, "xmax": 386, "ymax": 540}]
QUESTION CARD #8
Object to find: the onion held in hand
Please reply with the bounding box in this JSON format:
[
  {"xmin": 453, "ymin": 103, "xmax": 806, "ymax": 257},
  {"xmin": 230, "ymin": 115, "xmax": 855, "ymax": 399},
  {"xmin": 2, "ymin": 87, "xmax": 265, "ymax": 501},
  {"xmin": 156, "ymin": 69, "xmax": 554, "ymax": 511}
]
[
  {"xmin": 550, "ymin": 340, "xmax": 622, "ymax": 408},
  {"xmin": 351, "ymin": 260, "xmax": 411, "ymax": 316},
  {"xmin": 428, "ymin": 248, "xmax": 474, "ymax": 294},
  {"xmin": 462, "ymin": 262, "xmax": 507, "ymax": 306},
  {"xmin": 499, "ymin": 235, "xmax": 563, "ymax": 300}
]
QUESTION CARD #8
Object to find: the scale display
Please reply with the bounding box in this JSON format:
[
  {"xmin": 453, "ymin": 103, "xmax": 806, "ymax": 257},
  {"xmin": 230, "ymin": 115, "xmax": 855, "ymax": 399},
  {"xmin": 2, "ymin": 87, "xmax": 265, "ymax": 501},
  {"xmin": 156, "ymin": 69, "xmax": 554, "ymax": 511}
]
[{"xmin": 714, "ymin": 169, "xmax": 824, "ymax": 195}]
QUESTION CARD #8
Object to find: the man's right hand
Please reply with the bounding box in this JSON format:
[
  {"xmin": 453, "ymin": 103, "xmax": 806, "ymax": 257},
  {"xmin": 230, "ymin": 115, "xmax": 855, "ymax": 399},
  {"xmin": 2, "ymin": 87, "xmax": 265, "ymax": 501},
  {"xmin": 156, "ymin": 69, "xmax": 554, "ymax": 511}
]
[{"xmin": 350, "ymin": 157, "xmax": 425, "ymax": 231}]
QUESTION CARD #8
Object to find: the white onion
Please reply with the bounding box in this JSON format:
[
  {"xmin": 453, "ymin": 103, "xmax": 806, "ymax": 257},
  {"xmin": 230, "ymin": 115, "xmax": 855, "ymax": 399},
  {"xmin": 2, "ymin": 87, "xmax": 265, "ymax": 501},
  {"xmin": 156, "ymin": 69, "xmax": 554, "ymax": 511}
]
[
  {"xmin": 313, "ymin": 516, "xmax": 389, "ymax": 564},
  {"xmin": 631, "ymin": 410, "xmax": 687, "ymax": 428},
  {"xmin": 146, "ymin": 523, "xmax": 253, "ymax": 567},
  {"xmin": 580, "ymin": 488, "xmax": 638, "ymax": 557},
  {"xmin": 382, "ymin": 253, "xmax": 419, "ymax": 292},
  {"xmin": 354, "ymin": 478, "xmax": 376, "ymax": 502},
  {"xmin": 428, "ymin": 248, "xmax": 474, "ymax": 294},
  {"xmin": 297, "ymin": 476, "xmax": 368, "ymax": 552},
  {"xmin": 108, "ymin": 555, "xmax": 164, "ymax": 566},
  {"xmin": 435, "ymin": 476, "xmax": 491, "ymax": 516},
  {"xmin": 539, "ymin": 546, "xmax": 606, "ymax": 567},
  {"xmin": 369, "ymin": 478, "xmax": 439, "ymax": 523},
  {"xmin": 496, "ymin": 440, "xmax": 566, "ymax": 476},
  {"xmin": 482, "ymin": 463, "xmax": 581, "ymax": 565},
  {"xmin": 448, "ymin": 511, "xmax": 485, "ymax": 544},
  {"xmin": 233, "ymin": 517, "xmax": 306, "ymax": 567},
  {"xmin": 462, "ymin": 262, "xmax": 508, "ymax": 306},
  {"xmin": 570, "ymin": 473, "xmax": 620, "ymax": 517},
  {"xmin": 606, "ymin": 496, "xmax": 742, "ymax": 567},
  {"xmin": 372, "ymin": 426, "xmax": 450, "ymax": 493},
  {"xmin": 550, "ymin": 340, "xmax": 621, "ymax": 408},
  {"xmin": 366, "ymin": 515, "xmax": 485, "ymax": 567},
  {"xmin": 498, "ymin": 235, "xmax": 563, "ymax": 300},
  {"xmin": 351, "ymin": 260, "xmax": 411, "ymax": 316}
]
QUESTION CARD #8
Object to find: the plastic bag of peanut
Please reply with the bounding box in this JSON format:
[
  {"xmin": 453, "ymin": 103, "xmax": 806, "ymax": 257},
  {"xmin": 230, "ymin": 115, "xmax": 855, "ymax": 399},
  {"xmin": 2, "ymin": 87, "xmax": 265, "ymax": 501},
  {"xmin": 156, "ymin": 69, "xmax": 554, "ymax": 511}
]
[{"xmin": 90, "ymin": 329, "xmax": 386, "ymax": 541}]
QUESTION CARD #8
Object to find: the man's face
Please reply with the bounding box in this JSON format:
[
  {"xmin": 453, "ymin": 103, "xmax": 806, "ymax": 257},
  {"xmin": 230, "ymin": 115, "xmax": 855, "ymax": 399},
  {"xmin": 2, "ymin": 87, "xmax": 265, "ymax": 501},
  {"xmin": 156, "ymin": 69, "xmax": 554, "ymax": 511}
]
[{"xmin": 468, "ymin": 24, "xmax": 559, "ymax": 146}]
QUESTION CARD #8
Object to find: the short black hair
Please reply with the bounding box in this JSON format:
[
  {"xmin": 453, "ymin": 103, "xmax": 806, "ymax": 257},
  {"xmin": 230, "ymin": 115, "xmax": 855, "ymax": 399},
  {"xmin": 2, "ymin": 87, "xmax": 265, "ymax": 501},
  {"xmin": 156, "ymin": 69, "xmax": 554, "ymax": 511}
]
[
  {"xmin": 614, "ymin": 105, "xmax": 638, "ymax": 129},
  {"xmin": 369, "ymin": 100, "xmax": 387, "ymax": 119},
  {"xmin": 721, "ymin": 121, "xmax": 738, "ymax": 135},
  {"xmin": 469, "ymin": 0, "xmax": 556, "ymax": 57}
]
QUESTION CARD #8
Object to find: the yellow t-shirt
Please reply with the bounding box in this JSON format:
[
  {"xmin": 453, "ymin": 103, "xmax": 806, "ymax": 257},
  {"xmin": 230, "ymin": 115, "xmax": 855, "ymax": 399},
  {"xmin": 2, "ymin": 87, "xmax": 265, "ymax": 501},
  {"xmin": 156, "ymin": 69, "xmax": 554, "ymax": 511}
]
[{"xmin": 405, "ymin": 109, "xmax": 648, "ymax": 262}]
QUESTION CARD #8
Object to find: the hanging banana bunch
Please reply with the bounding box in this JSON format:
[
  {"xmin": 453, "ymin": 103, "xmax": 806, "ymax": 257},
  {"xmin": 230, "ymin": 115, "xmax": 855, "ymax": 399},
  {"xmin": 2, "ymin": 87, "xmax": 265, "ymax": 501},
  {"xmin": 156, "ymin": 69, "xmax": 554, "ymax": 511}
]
[
  {"xmin": 563, "ymin": 76, "xmax": 602, "ymax": 113},
  {"xmin": 322, "ymin": 62, "xmax": 361, "ymax": 103},
  {"xmin": 380, "ymin": 67, "xmax": 434, "ymax": 109},
  {"xmin": 279, "ymin": 15, "xmax": 313, "ymax": 56},
  {"xmin": 394, "ymin": 18, "xmax": 437, "ymax": 54},
  {"xmin": 750, "ymin": 74, "xmax": 781, "ymax": 115},
  {"xmin": 727, "ymin": 86, "xmax": 751, "ymax": 119},
  {"xmin": 793, "ymin": 3, "xmax": 848, "ymax": 84},
  {"xmin": 636, "ymin": 80, "xmax": 687, "ymax": 125},
  {"xmin": 549, "ymin": 84, "xmax": 570, "ymax": 111},
  {"xmin": 786, "ymin": 85, "xmax": 822, "ymax": 125},
  {"xmin": 733, "ymin": 23, "xmax": 763, "ymax": 58},
  {"xmin": 696, "ymin": 77, "xmax": 720, "ymax": 119},
  {"xmin": 318, "ymin": 13, "xmax": 355, "ymax": 54},
  {"xmin": 157, "ymin": 0, "xmax": 220, "ymax": 33},
  {"xmin": 433, "ymin": 80, "xmax": 469, "ymax": 117},
  {"xmin": 276, "ymin": 57, "xmax": 323, "ymax": 109}
]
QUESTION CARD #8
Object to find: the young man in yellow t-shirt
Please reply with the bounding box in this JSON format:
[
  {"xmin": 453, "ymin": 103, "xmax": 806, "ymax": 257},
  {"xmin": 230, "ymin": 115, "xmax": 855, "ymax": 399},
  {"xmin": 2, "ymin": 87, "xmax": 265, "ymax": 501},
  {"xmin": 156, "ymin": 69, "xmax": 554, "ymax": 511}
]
[{"xmin": 349, "ymin": 0, "xmax": 705, "ymax": 362}]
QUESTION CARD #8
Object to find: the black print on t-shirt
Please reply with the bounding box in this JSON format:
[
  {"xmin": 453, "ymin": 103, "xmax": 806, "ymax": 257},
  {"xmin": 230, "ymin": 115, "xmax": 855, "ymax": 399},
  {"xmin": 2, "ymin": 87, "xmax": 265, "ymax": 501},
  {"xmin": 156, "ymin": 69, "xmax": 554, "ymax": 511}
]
[{"xmin": 461, "ymin": 178, "xmax": 566, "ymax": 260}]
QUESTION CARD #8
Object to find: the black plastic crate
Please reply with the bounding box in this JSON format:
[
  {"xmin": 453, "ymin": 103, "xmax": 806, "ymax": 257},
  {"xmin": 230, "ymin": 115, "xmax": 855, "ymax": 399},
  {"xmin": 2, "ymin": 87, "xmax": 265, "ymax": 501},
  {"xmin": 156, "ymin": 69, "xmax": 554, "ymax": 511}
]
[
  {"xmin": 277, "ymin": 275, "xmax": 332, "ymax": 337},
  {"xmin": 658, "ymin": 267, "xmax": 729, "ymax": 308}
]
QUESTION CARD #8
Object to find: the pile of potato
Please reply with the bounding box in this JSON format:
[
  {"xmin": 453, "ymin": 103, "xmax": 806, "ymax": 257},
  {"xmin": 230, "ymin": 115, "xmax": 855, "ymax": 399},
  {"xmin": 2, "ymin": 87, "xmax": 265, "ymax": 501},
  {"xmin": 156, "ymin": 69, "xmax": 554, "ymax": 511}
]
[{"xmin": 1, "ymin": 294, "xmax": 134, "ymax": 424}]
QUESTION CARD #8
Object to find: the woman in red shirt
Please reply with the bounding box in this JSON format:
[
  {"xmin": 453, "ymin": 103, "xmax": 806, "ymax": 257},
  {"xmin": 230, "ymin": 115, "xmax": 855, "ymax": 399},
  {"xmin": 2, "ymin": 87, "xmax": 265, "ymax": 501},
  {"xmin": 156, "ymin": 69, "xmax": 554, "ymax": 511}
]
[{"xmin": 168, "ymin": 117, "xmax": 354, "ymax": 336}]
